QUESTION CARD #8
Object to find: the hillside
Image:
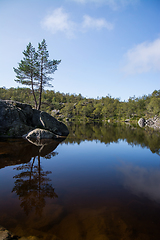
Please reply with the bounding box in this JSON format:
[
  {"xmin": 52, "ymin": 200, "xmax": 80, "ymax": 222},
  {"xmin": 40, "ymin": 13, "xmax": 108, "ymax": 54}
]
[{"xmin": 0, "ymin": 87, "xmax": 160, "ymax": 122}]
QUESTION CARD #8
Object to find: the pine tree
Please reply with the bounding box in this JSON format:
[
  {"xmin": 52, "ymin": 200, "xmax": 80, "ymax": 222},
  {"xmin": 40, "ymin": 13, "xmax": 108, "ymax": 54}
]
[
  {"xmin": 13, "ymin": 39, "xmax": 61, "ymax": 110},
  {"xmin": 13, "ymin": 42, "xmax": 38, "ymax": 109},
  {"xmin": 37, "ymin": 39, "xmax": 61, "ymax": 110}
]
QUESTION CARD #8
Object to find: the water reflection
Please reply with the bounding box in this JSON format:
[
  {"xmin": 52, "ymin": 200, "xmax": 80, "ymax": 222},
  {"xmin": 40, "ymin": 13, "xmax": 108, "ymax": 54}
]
[
  {"xmin": 66, "ymin": 122, "xmax": 160, "ymax": 155},
  {"xmin": 0, "ymin": 138, "xmax": 64, "ymax": 217},
  {"xmin": 12, "ymin": 155, "xmax": 58, "ymax": 216},
  {"xmin": 1, "ymin": 123, "xmax": 160, "ymax": 239},
  {"xmin": 0, "ymin": 138, "xmax": 62, "ymax": 169},
  {"xmin": 119, "ymin": 163, "xmax": 160, "ymax": 203}
]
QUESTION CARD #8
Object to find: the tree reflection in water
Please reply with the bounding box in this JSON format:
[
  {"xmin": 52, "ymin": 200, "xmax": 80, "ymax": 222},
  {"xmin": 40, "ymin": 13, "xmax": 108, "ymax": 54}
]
[{"xmin": 11, "ymin": 138, "xmax": 63, "ymax": 216}]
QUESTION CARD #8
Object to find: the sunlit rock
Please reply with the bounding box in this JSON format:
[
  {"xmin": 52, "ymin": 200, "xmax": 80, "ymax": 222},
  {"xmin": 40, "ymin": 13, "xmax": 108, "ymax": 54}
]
[
  {"xmin": 138, "ymin": 118, "xmax": 145, "ymax": 127},
  {"xmin": 24, "ymin": 128, "xmax": 57, "ymax": 139}
]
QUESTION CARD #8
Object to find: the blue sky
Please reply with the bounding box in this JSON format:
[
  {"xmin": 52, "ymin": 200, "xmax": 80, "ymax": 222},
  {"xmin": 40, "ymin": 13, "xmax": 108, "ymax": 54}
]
[{"xmin": 0, "ymin": 0, "xmax": 160, "ymax": 101}]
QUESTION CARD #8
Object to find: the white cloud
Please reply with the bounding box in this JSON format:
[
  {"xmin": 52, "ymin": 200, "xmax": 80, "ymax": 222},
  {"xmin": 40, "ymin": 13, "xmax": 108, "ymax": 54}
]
[
  {"xmin": 122, "ymin": 38, "xmax": 160, "ymax": 74},
  {"xmin": 68, "ymin": 0, "xmax": 138, "ymax": 10},
  {"xmin": 41, "ymin": 8, "xmax": 113, "ymax": 37},
  {"xmin": 41, "ymin": 8, "xmax": 76, "ymax": 38},
  {"xmin": 71, "ymin": 0, "xmax": 86, "ymax": 3},
  {"xmin": 82, "ymin": 15, "xmax": 114, "ymax": 31}
]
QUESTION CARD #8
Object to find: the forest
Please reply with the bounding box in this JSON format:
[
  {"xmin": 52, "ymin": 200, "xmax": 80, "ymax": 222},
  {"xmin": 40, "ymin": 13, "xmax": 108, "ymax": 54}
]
[{"xmin": 0, "ymin": 87, "xmax": 160, "ymax": 122}]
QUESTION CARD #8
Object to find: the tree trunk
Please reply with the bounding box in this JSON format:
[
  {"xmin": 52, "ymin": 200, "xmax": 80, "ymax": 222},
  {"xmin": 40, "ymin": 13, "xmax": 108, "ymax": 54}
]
[
  {"xmin": 31, "ymin": 76, "xmax": 37, "ymax": 109},
  {"xmin": 38, "ymin": 82, "xmax": 42, "ymax": 110},
  {"xmin": 37, "ymin": 65, "xmax": 43, "ymax": 110}
]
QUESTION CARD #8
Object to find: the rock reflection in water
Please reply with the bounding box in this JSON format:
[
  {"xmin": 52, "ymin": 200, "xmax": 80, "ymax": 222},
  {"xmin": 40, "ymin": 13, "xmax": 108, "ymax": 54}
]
[{"xmin": 0, "ymin": 138, "xmax": 62, "ymax": 169}]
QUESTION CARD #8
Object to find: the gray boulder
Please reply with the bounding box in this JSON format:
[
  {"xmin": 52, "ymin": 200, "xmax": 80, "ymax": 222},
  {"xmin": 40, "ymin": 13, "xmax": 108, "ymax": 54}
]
[
  {"xmin": 25, "ymin": 128, "xmax": 57, "ymax": 139},
  {"xmin": 0, "ymin": 100, "xmax": 69, "ymax": 138},
  {"xmin": 138, "ymin": 118, "xmax": 145, "ymax": 127}
]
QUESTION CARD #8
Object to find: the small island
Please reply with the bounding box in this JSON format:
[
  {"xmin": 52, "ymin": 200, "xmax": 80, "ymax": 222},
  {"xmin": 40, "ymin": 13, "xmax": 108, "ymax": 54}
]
[{"xmin": 0, "ymin": 99, "xmax": 69, "ymax": 138}]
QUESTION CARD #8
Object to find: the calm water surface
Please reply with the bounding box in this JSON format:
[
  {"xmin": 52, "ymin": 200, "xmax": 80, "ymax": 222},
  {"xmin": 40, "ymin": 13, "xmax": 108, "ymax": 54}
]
[{"xmin": 0, "ymin": 123, "xmax": 160, "ymax": 240}]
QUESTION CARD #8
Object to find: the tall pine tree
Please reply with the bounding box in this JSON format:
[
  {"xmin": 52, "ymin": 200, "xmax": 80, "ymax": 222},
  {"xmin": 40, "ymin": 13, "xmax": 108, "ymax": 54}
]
[
  {"xmin": 37, "ymin": 39, "xmax": 61, "ymax": 110},
  {"xmin": 13, "ymin": 42, "xmax": 38, "ymax": 109}
]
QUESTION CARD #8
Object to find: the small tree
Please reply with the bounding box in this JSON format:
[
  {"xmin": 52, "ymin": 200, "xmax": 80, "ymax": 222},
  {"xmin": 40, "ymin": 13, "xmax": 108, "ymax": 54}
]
[{"xmin": 14, "ymin": 39, "xmax": 61, "ymax": 110}]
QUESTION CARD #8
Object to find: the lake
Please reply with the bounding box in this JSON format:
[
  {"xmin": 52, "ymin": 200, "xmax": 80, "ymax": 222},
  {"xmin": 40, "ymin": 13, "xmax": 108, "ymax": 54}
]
[{"xmin": 0, "ymin": 123, "xmax": 160, "ymax": 240}]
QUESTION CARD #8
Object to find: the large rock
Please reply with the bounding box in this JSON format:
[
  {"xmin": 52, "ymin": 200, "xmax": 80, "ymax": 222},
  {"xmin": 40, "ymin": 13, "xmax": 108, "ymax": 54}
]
[
  {"xmin": 0, "ymin": 100, "xmax": 69, "ymax": 138},
  {"xmin": 138, "ymin": 118, "xmax": 145, "ymax": 127},
  {"xmin": 40, "ymin": 111, "xmax": 69, "ymax": 136}
]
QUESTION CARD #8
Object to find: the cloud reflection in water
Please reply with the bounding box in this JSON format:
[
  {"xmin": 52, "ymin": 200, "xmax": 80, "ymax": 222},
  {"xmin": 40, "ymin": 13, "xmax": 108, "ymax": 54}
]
[{"xmin": 119, "ymin": 163, "xmax": 160, "ymax": 203}]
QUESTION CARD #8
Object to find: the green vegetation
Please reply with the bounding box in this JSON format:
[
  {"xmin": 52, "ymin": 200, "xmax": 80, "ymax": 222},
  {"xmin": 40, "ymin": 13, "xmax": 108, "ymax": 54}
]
[
  {"xmin": 0, "ymin": 87, "xmax": 160, "ymax": 122},
  {"xmin": 13, "ymin": 39, "xmax": 61, "ymax": 110}
]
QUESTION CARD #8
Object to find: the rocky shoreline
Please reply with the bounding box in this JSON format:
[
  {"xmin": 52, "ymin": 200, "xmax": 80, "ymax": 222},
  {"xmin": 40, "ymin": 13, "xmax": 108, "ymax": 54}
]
[{"xmin": 138, "ymin": 116, "xmax": 160, "ymax": 129}]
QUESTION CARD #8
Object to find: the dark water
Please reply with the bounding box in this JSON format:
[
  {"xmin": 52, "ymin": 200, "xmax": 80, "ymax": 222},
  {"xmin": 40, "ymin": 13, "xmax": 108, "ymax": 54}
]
[{"xmin": 0, "ymin": 123, "xmax": 160, "ymax": 240}]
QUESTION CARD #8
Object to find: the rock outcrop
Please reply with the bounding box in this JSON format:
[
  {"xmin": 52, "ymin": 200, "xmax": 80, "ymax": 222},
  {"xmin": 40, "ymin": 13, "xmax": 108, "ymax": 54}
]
[
  {"xmin": 0, "ymin": 100, "xmax": 69, "ymax": 138},
  {"xmin": 138, "ymin": 116, "xmax": 160, "ymax": 130}
]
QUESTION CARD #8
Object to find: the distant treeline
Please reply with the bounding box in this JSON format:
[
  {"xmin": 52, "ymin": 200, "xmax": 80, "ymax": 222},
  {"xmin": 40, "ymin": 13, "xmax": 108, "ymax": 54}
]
[{"xmin": 0, "ymin": 87, "xmax": 160, "ymax": 121}]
